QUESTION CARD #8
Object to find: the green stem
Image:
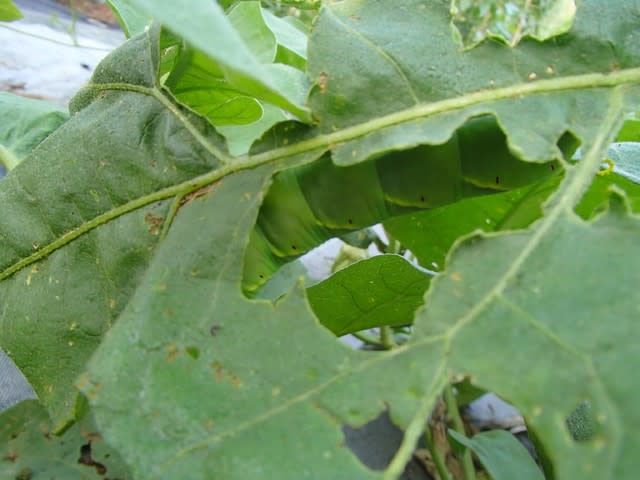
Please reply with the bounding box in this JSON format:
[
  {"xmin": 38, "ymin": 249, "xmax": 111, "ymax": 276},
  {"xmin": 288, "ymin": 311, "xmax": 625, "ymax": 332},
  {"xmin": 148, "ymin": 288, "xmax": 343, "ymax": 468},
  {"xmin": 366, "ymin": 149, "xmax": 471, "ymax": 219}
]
[
  {"xmin": 351, "ymin": 331, "xmax": 384, "ymax": 347},
  {"xmin": 380, "ymin": 326, "xmax": 397, "ymax": 349},
  {"xmin": 444, "ymin": 384, "xmax": 476, "ymax": 480},
  {"xmin": 423, "ymin": 420, "xmax": 453, "ymax": 480},
  {"xmin": 1, "ymin": 72, "xmax": 635, "ymax": 282}
]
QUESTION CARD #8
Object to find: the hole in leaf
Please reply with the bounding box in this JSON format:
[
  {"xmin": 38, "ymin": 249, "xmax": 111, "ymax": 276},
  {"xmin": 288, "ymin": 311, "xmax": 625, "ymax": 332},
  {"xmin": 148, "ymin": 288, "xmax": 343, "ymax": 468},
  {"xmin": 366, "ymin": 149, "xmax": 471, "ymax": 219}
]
[
  {"xmin": 342, "ymin": 410, "xmax": 426, "ymax": 476},
  {"xmin": 566, "ymin": 400, "xmax": 594, "ymax": 442},
  {"xmin": 77, "ymin": 442, "xmax": 107, "ymax": 475},
  {"xmin": 450, "ymin": 0, "xmax": 577, "ymax": 49}
]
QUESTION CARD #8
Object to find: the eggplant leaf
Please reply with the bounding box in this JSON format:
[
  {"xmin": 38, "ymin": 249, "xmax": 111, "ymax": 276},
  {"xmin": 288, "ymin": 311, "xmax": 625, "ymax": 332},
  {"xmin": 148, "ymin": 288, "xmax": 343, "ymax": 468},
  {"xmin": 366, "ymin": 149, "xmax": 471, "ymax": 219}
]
[{"xmin": 0, "ymin": 1, "xmax": 639, "ymax": 479}]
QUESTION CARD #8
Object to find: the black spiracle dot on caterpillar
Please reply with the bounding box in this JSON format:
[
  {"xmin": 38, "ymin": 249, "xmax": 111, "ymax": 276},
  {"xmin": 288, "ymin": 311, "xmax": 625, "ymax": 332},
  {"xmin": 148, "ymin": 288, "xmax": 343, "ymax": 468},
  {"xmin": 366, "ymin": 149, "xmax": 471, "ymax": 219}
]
[
  {"xmin": 495, "ymin": 176, "xmax": 500, "ymax": 185},
  {"xmin": 291, "ymin": 245, "xmax": 297, "ymax": 251},
  {"xmin": 550, "ymin": 164, "xmax": 556, "ymax": 171},
  {"xmin": 348, "ymin": 218, "xmax": 353, "ymax": 225},
  {"xmin": 420, "ymin": 194, "xmax": 425, "ymax": 202}
]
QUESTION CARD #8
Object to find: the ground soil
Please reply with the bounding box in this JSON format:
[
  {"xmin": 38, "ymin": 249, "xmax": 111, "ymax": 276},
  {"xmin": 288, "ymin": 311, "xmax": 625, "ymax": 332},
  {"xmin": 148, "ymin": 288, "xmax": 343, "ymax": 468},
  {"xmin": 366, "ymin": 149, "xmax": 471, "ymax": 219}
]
[{"xmin": 55, "ymin": 0, "xmax": 118, "ymax": 25}]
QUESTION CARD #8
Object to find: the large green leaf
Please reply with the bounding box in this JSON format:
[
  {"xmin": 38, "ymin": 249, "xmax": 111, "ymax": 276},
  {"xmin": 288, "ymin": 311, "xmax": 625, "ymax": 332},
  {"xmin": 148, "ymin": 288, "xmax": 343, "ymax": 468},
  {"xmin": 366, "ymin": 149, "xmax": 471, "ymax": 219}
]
[
  {"xmin": 0, "ymin": 400, "xmax": 130, "ymax": 479},
  {"xmin": 129, "ymin": 0, "xmax": 312, "ymax": 122},
  {"xmin": 0, "ymin": 93, "xmax": 68, "ymax": 171},
  {"xmin": 307, "ymin": 0, "xmax": 640, "ymax": 166},
  {"xmin": 0, "ymin": 28, "xmax": 226, "ymax": 430},
  {"xmin": 0, "ymin": 1, "xmax": 639, "ymax": 478}
]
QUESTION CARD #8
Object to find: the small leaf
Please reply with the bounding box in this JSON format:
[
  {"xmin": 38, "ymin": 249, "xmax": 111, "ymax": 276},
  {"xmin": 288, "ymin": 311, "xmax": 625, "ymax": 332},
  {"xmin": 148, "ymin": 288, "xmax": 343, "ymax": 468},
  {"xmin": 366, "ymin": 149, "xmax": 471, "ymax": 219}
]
[
  {"xmin": 307, "ymin": 255, "xmax": 431, "ymax": 336},
  {"xmin": 448, "ymin": 429, "xmax": 544, "ymax": 480},
  {"xmin": 0, "ymin": 0, "xmax": 21, "ymax": 21},
  {"xmin": 0, "ymin": 93, "xmax": 68, "ymax": 171},
  {"xmin": 106, "ymin": 0, "xmax": 149, "ymax": 37}
]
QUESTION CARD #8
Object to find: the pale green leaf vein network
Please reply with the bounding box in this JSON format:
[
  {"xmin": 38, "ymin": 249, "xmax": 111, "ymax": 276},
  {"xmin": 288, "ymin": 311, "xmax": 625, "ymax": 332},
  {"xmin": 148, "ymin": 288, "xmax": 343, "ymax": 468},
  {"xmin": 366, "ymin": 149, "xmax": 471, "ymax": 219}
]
[
  {"xmin": 163, "ymin": 86, "xmax": 631, "ymax": 475},
  {"xmin": 324, "ymin": 6, "xmax": 419, "ymax": 104},
  {"xmin": 160, "ymin": 332, "xmax": 447, "ymax": 472},
  {"xmin": 1, "ymin": 69, "xmax": 639, "ymax": 284}
]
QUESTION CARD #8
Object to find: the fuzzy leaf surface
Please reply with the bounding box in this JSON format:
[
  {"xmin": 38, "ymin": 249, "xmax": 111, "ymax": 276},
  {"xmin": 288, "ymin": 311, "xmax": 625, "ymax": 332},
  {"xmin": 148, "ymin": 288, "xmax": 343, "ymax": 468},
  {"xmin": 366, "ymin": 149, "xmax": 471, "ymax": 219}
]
[{"xmin": 0, "ymin": 28, "xmax": 225, "ymax": 430}]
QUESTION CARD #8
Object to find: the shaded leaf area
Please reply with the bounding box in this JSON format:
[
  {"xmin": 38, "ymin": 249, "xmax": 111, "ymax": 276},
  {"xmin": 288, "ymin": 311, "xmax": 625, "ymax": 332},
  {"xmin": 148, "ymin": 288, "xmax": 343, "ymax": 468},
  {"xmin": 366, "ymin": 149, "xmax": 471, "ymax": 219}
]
[
  {"xmin": 129, "ymin": 0, "xmax": 312, "ymax": 122},
  {"xmin": 307, "ymin": 255, "xmax": 430, "ymax": 336},
  {"xmin": 0, "ymin": 400, "xmax": 130, "ymax": 479},
  {"xmin": 307, "ymin": 0, "xmax": 640, "ymax": 166},
  {"xmin": 0, "ymin": 28, "xmax": 225, "ymax": 429},
  {"xmin": 448, "ymin": 429, "xmax": 544, "ymax": 480},
  {"xmin": 243, "ymin": 118, "xmax": 565, "ymax": 292},
  {"xmin": 0, "ymin": 0, "xmax": 21, "ymax": 21},
  {"xmin": 450, "ymin": 0, "xmax": 576, "ymax": 48},
  {"xmin": 83, "ymin": 168, "xmax": 449, "ymax": 480},
  {"xmin": 0, "ymin": 93, "xmax": 68, "ymax": 171},
  {"xmin": 385, "ymin": 165, "xmax": 640, "ymax": 272},
  {"xmin": 385, "ymin": 174, "xmax": 562, "ymax": 272}
]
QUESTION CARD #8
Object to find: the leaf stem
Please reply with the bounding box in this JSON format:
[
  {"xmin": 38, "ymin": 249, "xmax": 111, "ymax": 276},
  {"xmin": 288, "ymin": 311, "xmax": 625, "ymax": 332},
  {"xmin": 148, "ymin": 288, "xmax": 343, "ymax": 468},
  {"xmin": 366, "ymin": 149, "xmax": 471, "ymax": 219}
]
[
  {"xmin": 423, "ymin": 420, "xmax": 453, "ymax": 480},
  {"xmin": 351, "ymin": 331, "xmax": 384, "ymax": 347},
  {"xmin": 444, "ymin": 384, "xmax": 476, "ymax": 480},
  {"xmin": 1, "ymin": 71, "xmax": 636, "ymax": 282},
  {"xmin": 380, "ymin": 326, "xmax": 397, "ymax": 349},
  {"xmin": 384, "ymin": 367, "xmax": 447, "ymax": 480}
]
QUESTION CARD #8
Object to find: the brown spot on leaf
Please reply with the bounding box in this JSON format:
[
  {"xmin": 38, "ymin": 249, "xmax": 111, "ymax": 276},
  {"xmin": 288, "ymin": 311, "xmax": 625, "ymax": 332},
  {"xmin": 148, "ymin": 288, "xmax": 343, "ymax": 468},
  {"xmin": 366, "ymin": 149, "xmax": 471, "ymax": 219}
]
[
  {"xmin": 15, "ymin": 468, "xmax": 32, "ymax": 480},
  {"xmin": 144, "ymin": 212, "xmax": 164, "ymax": 235},
  {"xmin": 450, "ymin": 272, "xmax": 462, "ymax": 282},
  {"xmin": 318, "ymin": 72, "xmax": 329, "ymax": 93},
  {"xmin": 4, "ymin": 452, "xmax": 18, "ymax": 462},
  {"xmin": 180, "ymin": 181, "xmax": 220, "ymax": 207},
  {"xmin": 78, "ymin": 442, "xmax": 107, "ymax": 476},
  {"xmin": 166, "ymin": 344, "xmax": 179, "ymax": 361},
  {"xmin": 212, "ymin": 361, "xmax": 224, "ymax": 381}
]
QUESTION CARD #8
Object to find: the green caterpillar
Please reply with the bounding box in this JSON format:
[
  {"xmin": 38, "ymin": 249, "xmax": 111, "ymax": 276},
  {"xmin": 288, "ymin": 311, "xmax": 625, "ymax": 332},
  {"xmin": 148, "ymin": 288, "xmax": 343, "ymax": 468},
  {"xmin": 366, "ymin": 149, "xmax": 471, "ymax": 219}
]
[{"xmin": 243, "ymin": 116, "xmax": 574, "ymax": 293}]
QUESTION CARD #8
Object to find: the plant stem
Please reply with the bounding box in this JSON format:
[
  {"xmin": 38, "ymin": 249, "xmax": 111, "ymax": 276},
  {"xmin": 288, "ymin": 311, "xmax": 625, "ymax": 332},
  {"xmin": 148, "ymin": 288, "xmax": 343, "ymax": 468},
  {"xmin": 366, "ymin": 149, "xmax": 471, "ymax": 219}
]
[
  {"xmin": 423, "ymin": 421, "xmax": 452, "ymax": 480},
  {"xmin": 379, "ymin": 326, "xmax": 396, "ymax": 349},
  {"xmin": 444, "ymin": 384, "xmax": 476, "ymax": 480},
  {"xmin": 351, "ymin": 331, "xmax": 384, "ymax": 348}
]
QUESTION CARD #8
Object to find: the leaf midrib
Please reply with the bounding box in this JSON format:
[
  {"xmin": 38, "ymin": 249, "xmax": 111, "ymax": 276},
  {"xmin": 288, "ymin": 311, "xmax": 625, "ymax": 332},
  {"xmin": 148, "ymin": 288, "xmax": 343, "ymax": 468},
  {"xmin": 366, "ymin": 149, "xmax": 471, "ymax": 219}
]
[{"xmin": 1, "ymin": 67, "xmax": 638, "ymax": 283}]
